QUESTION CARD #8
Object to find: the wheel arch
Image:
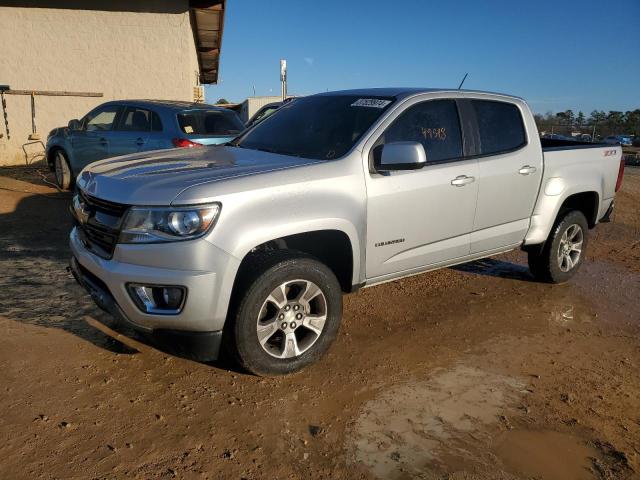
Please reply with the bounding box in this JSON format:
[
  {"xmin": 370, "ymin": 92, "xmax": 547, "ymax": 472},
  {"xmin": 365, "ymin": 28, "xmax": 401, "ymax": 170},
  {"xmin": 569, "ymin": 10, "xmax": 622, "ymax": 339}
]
[
  {"xmin": 47, "ymin": 145, "xmax": 66, "ymax": 170},
  {"xmin": 524, "ymin": 186, "xmax": 602, "ymax": 247},
  {"xmin": 234, "ymin": 228, "xmax": 357, "ymax": 294},
  {"xmin": 557, "ymin": 191, "xmax": 600, "ymax": 228}
]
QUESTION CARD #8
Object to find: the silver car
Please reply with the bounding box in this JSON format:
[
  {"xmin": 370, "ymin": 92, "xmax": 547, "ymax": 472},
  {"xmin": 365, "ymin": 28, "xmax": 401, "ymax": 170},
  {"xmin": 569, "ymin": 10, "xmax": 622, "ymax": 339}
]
[{"xmin": 69, "ymin": 88, "xmax": 623, "ymax": 375}]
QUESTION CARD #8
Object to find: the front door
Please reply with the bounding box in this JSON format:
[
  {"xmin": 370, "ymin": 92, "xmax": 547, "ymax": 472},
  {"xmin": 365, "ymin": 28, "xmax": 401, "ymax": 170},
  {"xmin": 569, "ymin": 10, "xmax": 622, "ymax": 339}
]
[
  {"xmin": 365, "ymin": 99, "xmax": 479, "ymax": 280},
  {"xmin": 70, "ymin": 104, "xmax": 121, "ymax": 171}
]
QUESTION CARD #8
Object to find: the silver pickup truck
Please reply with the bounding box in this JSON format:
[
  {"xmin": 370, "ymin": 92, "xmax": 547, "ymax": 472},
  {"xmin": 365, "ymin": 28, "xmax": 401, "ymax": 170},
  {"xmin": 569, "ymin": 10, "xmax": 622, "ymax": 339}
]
[{"xmin": 69, "ymin": 88, "xmax": 625, "ymax": 375}]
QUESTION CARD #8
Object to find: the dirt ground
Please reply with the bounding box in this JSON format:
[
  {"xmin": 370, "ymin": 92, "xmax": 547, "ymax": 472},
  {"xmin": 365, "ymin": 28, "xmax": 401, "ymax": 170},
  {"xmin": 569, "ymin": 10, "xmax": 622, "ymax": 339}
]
[{"xmin": 0, "ymin": 165, "xmax": 639, "ymax": 480}]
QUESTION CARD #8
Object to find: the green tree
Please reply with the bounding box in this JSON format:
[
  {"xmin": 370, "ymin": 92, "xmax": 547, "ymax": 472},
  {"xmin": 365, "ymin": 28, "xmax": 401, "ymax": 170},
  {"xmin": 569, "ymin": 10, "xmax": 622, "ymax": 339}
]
[
  {"xmin": 589, "ymin": 110, "xmax": 606, "ymax": 125},
  {"xmin": 216, "ymin": 98, "xmax": 230, "ymax": 104},
  {"xmin": 556, "ymin": 110, "xmax": 575, "ymax": 126},
  {"xmin": 576, "ymin": 111, "xmax": 585, "ymax": 127}
]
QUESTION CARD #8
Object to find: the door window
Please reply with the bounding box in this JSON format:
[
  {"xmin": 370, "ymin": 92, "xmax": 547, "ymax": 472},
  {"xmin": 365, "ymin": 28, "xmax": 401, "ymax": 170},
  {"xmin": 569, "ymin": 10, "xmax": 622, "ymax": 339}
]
[
  {"xmin": 118, "ymin": 107, "xmax": 155, "ymax": 132},
  {"xmin": 378, "ymin": 100, "xmax": 463, "ymax": 163},
  {"xmin": 84, "ymin": 105, "xmax": 120, "ymax": 132},
  {"xmin": 471, "ymin": 100, "xmax": 526, "ymax": 155}
]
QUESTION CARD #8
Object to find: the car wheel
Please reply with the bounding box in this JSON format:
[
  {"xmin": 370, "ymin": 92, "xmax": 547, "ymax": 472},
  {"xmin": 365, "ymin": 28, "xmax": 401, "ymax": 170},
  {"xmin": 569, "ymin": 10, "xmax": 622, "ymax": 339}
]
[
  {"xmin": 54, "ymin": 151, "xmax": 73, "ymax": 190},
  {"xmin": 528, "ymin": 210, "xmax": 589, "ymax": 283},
  {"xmin": 227, "ymin": 251, "xmax": 343, "ymax": 376}
]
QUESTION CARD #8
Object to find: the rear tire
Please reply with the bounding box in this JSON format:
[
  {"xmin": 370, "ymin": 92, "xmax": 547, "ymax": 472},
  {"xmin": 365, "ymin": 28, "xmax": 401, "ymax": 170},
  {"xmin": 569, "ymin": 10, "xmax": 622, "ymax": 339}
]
[
  {"xmin": 226, "ymin": 251, "xmax": 343, "ymax": 376},
  {"xmin": 528, "ymin": 210, "xmax": 589, "ymax": 283},
  {"xmin": 54, "ymin": 151, "xmax": 73, "ymax": 190}
]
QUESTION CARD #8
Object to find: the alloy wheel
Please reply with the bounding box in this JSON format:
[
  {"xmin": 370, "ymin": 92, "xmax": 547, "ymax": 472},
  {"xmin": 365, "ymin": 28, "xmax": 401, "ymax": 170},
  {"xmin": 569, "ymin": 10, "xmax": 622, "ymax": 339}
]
[
  {"xmin": 557, "ymin": 223, "xmax": 583, "ymax": 272},
  {"xmin": 256, "ymin": 279, "xmax": 327, "ymax": 359}
]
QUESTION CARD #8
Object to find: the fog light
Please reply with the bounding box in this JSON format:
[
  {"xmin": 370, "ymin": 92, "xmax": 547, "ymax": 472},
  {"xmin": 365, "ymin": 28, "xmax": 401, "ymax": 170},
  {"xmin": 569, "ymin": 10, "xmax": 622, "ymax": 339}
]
[{"xmin": 128, "ymin": 284, "xmax": 186, "ymax": 314}]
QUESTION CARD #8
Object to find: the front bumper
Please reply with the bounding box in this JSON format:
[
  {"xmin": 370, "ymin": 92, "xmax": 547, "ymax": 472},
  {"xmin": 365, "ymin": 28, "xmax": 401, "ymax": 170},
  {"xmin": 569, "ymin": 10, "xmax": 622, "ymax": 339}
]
[
  {"xmin": 69, "ymin": 227, "xmax": 241, "ymax": 360},
  {"xmin": 70, "ymin": 257, "xmax": 223, "ymax": 361}
]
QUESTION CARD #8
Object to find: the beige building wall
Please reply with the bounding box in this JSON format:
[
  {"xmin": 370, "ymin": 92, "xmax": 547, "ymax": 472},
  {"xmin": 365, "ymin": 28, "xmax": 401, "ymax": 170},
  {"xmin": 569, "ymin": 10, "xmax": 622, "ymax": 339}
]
[{"xmin": 0, "ymin": 1, "xmax": 200, "ymax": 165}]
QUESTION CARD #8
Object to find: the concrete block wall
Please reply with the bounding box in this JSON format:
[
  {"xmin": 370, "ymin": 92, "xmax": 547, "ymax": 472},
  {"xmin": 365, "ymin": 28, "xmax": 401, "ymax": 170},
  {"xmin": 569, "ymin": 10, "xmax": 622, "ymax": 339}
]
[{"xmin": 0, "ymin": 1, "xmax": 200, "ymax": 165}]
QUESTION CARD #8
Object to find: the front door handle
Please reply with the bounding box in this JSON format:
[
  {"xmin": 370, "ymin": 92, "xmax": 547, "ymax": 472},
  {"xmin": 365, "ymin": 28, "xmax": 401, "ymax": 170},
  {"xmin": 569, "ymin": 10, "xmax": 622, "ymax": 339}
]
[
  {"xmin": 451, "ymin": 175, "xmax": 475, "ymax": 187},
  {"xmin": 519, "ymin": 165, "xmax": 537, "ymax": 175},
  {"xmin": 135, "ymin": 137, "xmax": 145, "ymax": 146},
  {"xmin": 99, "ymin": 137, "xmax": 108, "ymax": 146}
]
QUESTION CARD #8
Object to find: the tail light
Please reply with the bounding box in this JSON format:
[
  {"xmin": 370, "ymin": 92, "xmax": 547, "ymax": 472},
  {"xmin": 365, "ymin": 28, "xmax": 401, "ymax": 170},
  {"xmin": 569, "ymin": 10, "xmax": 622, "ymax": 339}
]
[
  {"xmin": 172, "ymin": 138, "xmax": 203, "ymax": 148},
  {"xmin": 615, "ymin": 158, "xmax": 625, "ymax": 192}
]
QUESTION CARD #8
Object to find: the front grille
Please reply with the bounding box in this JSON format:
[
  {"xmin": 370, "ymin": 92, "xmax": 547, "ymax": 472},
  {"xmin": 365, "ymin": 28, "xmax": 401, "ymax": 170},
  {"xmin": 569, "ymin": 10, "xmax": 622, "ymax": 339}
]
[{"xmin": 76, "ymin": 190, "xmax": 129, "ymax": 259}]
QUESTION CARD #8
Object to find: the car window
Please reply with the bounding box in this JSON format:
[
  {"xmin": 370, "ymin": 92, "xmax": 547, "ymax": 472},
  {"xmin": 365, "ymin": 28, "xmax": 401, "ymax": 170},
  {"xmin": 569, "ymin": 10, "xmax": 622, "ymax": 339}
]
[
  {"xmin": 85, "ymin": 105, "xmax": 120, "ymax": 132},
  {"xmin": 177, "ymin": 110, "xmax": 244, "ymax": 136},
  {"xmin": 235, "ymin": 95, "xmax": 395, "ymax": 160},
  {"xmin": 471, "ymin": 100, "xmax": 526, "ymax": 155},
  {"xmin": 151, "ymin": 112, "xmax": 163, "ymax": 132},
  {"xmin": 118, "ymin": 107, "xmax": 153, "ymax": 132},
  {"xmin": 379, "ymin": 99, "xmax": 463, "ymax": 163},
  {"xmin": 251, "ymin": 106, "xmax": 278, "ymax": 125}
]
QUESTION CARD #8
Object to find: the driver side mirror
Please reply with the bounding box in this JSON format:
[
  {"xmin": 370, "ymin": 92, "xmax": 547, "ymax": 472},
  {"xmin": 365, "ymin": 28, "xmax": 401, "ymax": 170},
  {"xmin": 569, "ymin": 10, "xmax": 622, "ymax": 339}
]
[
  {"xmin": 67, "ymin": 119, "xmax": 82, "ymax": 131},
  {"xmin": 375, "ymin": 141, "xmax": 427, "ymax": 172}
]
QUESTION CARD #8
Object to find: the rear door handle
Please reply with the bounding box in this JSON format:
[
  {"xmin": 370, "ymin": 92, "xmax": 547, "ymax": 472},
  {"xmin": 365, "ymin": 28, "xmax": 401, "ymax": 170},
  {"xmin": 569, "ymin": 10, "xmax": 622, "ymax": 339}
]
[
  {"xmin": 135, "ymin": 137, "xmax": 145, "ymax": 146},
  {"xmin": 451, "ymin": 175, "xmax": 475, "ymax": 187},
  {"xmin": 519, "ymin": 165, "xmax": 537, "ymax": 175},
  {"xmin": 99, "ymin": 137, "xmax": 108, "ymax": 146}
]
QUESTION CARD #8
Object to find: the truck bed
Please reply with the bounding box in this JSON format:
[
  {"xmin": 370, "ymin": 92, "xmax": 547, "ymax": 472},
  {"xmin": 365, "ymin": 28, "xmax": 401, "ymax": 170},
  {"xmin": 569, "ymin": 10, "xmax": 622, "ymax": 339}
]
[{"xmin": 540, "ymin": 138, "xmax": 608, "ymax": 151}]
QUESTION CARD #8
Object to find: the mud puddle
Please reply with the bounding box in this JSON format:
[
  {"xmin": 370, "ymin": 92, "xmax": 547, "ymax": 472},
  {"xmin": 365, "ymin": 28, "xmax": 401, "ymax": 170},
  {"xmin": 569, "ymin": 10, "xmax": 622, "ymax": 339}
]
[
  {"xmin": 348, "ymin": 360, "xmax": 626, "ymax": 479},
  {"xmin": 349, "ymin": 364, "xmax": 527, "ymax": 479},
  {"xmin": 494, "ymin": 429, "xmax": 599, "ymax": 480}
]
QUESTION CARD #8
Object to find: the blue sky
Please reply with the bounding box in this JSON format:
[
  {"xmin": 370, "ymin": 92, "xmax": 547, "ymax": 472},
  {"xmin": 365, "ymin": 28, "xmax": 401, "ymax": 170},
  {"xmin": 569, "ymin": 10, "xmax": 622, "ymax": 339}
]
[{"xmin": 205, "ymin": 0, "xmax": 639, "ymax": 114}]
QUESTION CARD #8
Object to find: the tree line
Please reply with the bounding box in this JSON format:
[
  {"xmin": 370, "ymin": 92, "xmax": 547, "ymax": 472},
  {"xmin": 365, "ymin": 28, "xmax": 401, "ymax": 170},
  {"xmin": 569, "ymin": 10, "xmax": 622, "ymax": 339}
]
[{"xmin": 534, "ymin": 109, "xmax": 640, "ymax": 138}]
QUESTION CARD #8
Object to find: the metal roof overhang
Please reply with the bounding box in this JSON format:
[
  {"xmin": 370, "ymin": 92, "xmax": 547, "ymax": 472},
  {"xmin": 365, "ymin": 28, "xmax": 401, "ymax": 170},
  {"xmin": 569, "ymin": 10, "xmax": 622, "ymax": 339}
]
[{"xmin": 189, "ymin": 0, "xmax": 225, "ymax": 84}]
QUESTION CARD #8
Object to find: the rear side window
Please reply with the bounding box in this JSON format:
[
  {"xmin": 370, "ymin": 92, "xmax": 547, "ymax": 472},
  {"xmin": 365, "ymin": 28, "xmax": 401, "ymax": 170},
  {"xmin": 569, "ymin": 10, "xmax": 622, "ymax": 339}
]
[
  {"xmin": 381, "ymin": 99, "xmax": 463, "ymax": 163},
  {"xmin": 472, "ymin": 100, "xmax": 526, "ymax": 155},
  {"xmin": 177, "ymin": 110, "xmax": 244, "ymax": 136}
]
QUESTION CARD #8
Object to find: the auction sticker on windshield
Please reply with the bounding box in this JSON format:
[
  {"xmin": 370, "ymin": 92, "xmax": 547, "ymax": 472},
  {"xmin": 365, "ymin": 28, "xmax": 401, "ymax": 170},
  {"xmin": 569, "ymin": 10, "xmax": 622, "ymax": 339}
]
[{"xmin": 351, "ymin": 99, "xmax": 392, "ymax": 108}]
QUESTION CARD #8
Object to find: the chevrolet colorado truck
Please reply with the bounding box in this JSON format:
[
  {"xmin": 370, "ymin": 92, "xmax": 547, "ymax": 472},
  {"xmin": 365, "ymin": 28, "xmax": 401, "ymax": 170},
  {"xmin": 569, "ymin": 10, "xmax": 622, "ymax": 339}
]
[{"xmin": 69, "ymin": 88, "xmax": 625, "ymax": 375}]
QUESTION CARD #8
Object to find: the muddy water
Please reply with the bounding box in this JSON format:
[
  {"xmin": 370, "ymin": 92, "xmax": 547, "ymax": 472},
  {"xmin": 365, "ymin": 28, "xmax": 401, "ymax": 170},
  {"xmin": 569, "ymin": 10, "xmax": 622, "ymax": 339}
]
[
  {"xmin": 350, "ymin": 365, "xmax": 527, "ymax": 479},
  {"xmin": 494, "ymin": 430, "xmax": 599, "ymax": 480}
]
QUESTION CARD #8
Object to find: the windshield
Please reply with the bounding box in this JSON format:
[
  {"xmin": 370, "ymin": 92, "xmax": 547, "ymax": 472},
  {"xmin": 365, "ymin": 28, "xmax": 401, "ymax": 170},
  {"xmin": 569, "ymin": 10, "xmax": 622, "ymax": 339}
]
[
  {"xmin": 177, "ymin": 110, "xmax": 244, "ymax": 136},
  {"xmin": 247, "ymin": 105, "xmax": 279, "ymax": 127},
  {"xmin": 234, "ymin": 95, "xmax": 395, "ymax": 159}
]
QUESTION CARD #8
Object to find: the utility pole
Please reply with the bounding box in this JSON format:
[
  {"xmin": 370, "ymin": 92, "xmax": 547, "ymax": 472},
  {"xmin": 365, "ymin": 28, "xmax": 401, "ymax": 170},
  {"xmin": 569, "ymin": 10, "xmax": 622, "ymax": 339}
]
[{"xmin": 280, "ymin": 59, "xmax": 287, "ymax": 101}]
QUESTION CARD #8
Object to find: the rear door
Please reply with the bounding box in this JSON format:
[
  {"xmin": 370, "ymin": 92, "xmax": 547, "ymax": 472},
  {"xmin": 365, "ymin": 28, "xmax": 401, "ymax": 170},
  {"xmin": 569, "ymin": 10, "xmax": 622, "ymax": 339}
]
[
  {"xmin": 110, "ymin": 106, "xmax": 154, "ymax": 157},
  {"xmin": 463, "ymin": 98, "xmax": 543, "ymax": 253},
  {"xmin": 365, "ymin": 98, "xmax": 479, "ymax": 279}
]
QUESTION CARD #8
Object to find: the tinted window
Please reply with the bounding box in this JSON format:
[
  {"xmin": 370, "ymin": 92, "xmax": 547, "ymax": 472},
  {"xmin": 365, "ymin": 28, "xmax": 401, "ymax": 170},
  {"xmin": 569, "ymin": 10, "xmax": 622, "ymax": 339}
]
[
  {"xmin": 248, "ymin": 106, "xmax": 279, "ymax": 127},
  {"xmin": 380, "ymin": 100, "xmax": 463, "ymax": 162},
  {"xmin": 84, "ymin": 105, "xmax": 120, "ymax": 132},
  {"xmin": 151, "ymin": 112, "xmax": 163, "ymax": 132},
  {"xmin": 118, "ymin": 107, "xmax": 152, "ymax": 132},
  {"xmin": 235, "ymin": 95, "xmax": 395, "ymax": 160},
  {"xmin": 472, "ymin": 100, "xmax": 526, "ymax": 155},
  {"xmin": 178, "ymin": 110, "xmax": 244, "ymax": 135}
]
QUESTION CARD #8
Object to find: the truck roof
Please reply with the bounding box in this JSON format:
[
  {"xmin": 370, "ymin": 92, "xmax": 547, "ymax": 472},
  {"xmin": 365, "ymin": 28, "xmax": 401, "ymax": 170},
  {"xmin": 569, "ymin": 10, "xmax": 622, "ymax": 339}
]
[{"xmin": 314, "ymin": 87, "xmax": 523, "ymax": 101}]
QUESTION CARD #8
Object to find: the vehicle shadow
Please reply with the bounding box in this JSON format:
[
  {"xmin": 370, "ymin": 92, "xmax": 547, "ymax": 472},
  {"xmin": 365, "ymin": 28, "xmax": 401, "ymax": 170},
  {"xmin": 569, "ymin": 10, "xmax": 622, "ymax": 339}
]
[
  {"xmin": 0, "ymin": 168, "xmax": 231, "ymax": 369},
  {"xmin": 452, "ymin": 257, "xmax": 536, "ymax": 282}
]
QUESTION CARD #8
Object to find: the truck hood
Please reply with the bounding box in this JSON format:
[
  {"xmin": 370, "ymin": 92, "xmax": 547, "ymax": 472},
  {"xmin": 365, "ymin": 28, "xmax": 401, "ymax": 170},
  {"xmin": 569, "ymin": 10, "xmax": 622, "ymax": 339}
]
[{"xmin": 76, "ymin": 146, "xmax": 319, "ymax": 205}]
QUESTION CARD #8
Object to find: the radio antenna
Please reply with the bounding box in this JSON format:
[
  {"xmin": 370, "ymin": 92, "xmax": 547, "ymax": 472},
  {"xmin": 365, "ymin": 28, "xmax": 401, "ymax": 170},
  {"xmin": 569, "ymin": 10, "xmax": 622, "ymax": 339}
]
[{"xmin": 457, "ymin": 73, "xmax": 469, "ymax": 90}]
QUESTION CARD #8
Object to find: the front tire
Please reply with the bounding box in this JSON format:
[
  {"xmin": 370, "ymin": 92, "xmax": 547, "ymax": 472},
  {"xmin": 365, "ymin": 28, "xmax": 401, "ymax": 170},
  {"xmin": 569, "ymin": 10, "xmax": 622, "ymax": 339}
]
[
  {"xmin": 54, "ymin": 151, "xmax": 73, "ymax": 190},
  {"xmin": 227, "ymin": 251, "xmax": 343, "ymax": 376},
  {"xmin": 528, "ymin": 210, "xmax": 589, "ymax": 283}
]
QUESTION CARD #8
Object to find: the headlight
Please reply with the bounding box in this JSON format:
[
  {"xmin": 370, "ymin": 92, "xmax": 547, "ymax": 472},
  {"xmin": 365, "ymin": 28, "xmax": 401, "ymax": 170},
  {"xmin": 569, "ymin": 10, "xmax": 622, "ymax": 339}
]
[{"xmin": 119, "ymin": 204, "xmax": 220, "ymax": 243}]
